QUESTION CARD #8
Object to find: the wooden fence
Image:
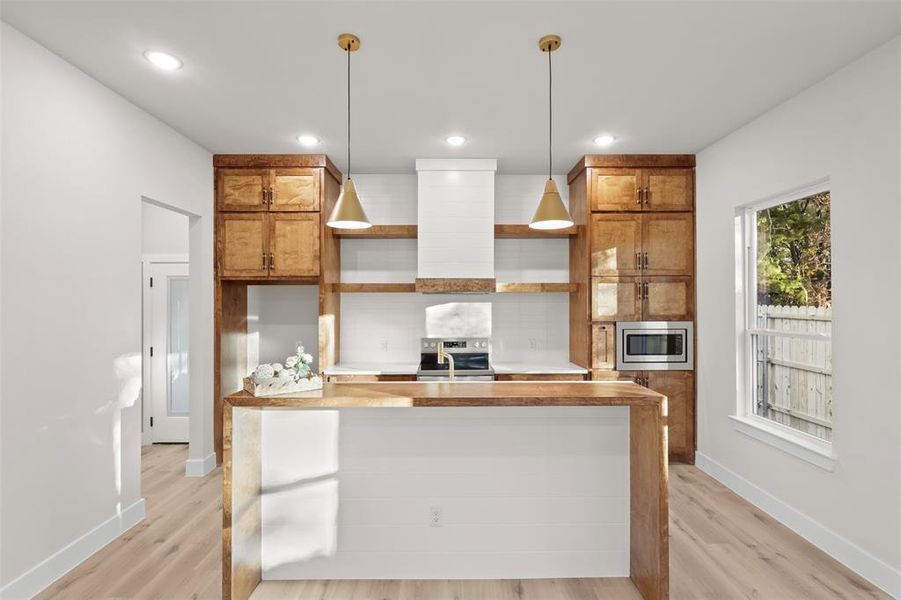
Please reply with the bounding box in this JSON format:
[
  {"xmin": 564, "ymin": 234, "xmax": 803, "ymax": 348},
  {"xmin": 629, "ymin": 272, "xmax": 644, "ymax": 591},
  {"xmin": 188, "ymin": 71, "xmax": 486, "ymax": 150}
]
[{"xmin": 755, "ymin": 305, "xmax": 832, "ymax": 440}]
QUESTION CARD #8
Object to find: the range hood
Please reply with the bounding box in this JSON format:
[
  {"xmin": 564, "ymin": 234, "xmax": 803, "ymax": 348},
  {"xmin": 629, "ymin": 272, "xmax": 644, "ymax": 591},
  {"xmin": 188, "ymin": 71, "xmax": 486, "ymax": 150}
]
[{"xmin": 415, "ymin": 159, "xmax": 497, "ymax": 293}]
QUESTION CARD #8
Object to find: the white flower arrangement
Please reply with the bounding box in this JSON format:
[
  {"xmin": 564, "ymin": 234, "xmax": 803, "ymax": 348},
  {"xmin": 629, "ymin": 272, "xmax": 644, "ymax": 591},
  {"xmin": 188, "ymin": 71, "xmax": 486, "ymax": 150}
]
[{"xmin": 248, "ymin": 342, "xmax": 320, "ymax": 391}]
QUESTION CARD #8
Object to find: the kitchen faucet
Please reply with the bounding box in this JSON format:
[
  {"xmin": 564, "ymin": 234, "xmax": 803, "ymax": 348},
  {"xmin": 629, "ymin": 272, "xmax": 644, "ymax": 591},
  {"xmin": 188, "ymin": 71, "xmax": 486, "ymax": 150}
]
[{"xmin": 437, "ymin": 341, "xmax": 455, "ymax": 380}]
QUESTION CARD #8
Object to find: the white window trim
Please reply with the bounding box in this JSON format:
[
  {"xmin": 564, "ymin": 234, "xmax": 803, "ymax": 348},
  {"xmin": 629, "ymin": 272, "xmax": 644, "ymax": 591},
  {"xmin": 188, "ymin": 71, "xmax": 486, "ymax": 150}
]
[{"xmin": 734, "ymin": 179, "xmax": 835, "ymax": 470}]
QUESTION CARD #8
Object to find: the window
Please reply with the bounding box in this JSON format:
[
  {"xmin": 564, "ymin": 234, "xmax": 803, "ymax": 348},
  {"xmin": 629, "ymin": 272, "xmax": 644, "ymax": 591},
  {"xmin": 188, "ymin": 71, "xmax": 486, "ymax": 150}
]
[{"xmin": 736, "ymin": 182, "xmax": 833, "ymax": 452}]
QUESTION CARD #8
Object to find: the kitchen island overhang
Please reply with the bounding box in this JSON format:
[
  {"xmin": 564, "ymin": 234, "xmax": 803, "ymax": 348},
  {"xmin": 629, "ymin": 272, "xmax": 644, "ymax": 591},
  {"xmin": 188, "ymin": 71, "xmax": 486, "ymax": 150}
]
[{"xmin": 223, "ymin": 381, "xmax": 670, "ymax": 600}]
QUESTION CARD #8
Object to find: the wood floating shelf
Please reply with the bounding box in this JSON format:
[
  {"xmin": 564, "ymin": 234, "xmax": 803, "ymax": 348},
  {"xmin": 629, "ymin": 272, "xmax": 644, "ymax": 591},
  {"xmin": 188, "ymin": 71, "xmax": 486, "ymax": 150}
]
[
  {"xmin": 332, "ymin": 282, "xmax": 576, "ymax": 293},
  {"xmin": 495, "ymin": 282, "xmax": 578, "ymax": 293},
  {"xmin": 332, "ymin": 225, "xmax": 418, "ymax": 239},
  {"xmin": 494, "ymin": 224, "xmax": 577, "ymax": 238},
  {"xmin": 330, "ymin": 224, "xmax": 577, "ymax": 239}
]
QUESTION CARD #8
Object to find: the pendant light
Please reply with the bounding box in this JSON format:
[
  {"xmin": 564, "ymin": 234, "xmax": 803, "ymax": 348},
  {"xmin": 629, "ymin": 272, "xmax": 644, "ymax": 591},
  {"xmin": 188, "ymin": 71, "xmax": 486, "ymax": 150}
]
[
  {"xmin": 529, "ymin": 34, "xmax": 574, "ymax": 230},
  {"xmin": 327, "ymin": 33, "xmax": 371, "ymax": 229}
]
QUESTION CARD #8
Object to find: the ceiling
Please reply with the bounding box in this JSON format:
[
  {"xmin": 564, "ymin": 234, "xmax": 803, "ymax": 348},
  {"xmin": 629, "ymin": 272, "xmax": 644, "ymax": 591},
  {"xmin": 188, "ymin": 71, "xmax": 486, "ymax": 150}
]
[{"xmin": 2, "ymin": 1, "xmax": 899, "ymax": 173}]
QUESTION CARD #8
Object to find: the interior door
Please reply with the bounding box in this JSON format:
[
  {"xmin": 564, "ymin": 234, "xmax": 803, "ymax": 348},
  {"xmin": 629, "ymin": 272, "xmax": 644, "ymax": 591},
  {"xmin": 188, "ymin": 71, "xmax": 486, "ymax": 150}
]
[
  {"xmin": 269, "ymin": 213, "xmax": 320, "ymax": 277},
  {"xmin": 590, "ymin": 214, "xmax": 642, "ymax": 276},
  {"xmin": 217, "ymin": 168, "xmax": 269, "ymax": 211},
  {"xmin": 642, "ymin": 213, "xmax": 694, "ymax": 276},
  {"xmin": 590, "ymin": 168, "xmax": 641, "ymax": 211},
  {"xmin": 642, "ymin": 168, "xmax": 694, "ymax": 211},
  {"xmin": 270, "ymin": 168, "xmax": 320, "ymax": 211},
  {"xmin": 150, "ymin": 262, "xmax": 190, "ymax": 443}
]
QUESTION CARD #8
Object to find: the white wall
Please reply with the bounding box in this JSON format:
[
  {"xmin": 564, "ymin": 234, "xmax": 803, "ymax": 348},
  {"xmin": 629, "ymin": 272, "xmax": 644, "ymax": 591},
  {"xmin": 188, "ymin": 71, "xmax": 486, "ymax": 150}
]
[
  {"xmin": 141, "ymin": 202, "xmax": 189, "ymax": 256},
  {"xmin": 695, "ymin": 37, "xmax": 900, "ymax": 596},
  {"xmin": 247, "ymin": 285, "xmax": 319, "ymax": 372},
  {"xmin": 337, "ymin": 173, "xmax": 571, "ymax": 366},
  {"xmin": 0, "ymin": 24, "xmax": 213, "ymax": 597}
]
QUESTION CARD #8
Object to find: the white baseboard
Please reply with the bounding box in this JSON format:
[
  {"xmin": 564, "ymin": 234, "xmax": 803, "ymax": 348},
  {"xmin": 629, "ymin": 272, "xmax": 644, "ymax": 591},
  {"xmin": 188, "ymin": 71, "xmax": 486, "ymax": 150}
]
[
  {"xmin": 696, "ymin": 452, "xmax": 901, "ymax": 599},
  {"xmin": 0, "ymin": 498, "xmax": 145, "ymax": 600},
  {"xmin": 185, "ymin": 452, "xmax": 216, "ymax": 477}
]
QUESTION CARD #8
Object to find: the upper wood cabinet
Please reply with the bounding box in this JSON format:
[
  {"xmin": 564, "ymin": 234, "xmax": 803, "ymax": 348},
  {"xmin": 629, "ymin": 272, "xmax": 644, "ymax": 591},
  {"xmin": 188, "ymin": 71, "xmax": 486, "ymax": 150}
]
[
  {"xmin": 643, "ymin": 276, "xmax": 694, "ymax": 320},
  {"xmin": 590, "ymin": 168, "xmax": 641, "ymax": 211},
  {"xmin": 590, "ymin": 214, "xmax": 642, "ymax": 276},
  {"xmin": 591, "ymin": 277, "xmax": 642, "ymax": 321},
  {"xmin": 218, "ymin": 169, "xmax": 269, "ymax": 211},
  {"xmin": 591, "ymin": 213, "xmax": 693, "ymax": 277},
  {"xmin": 218, "ymin": 214, "xmax": 268, "ymax": 278},
  {"xmin": 643, "ymin": 168, "xmax": 693, "ymax": 211},
  {"xmin": 217, "ymin": 168, "xmax": 320, "ymax": 212},
  {"xmin": 591, "ymin": 275, "xmax": 693, "ymax": 321},
  {"xmin": 270, "ymin": 168, "xmax": 320, "ymax": 212},
  {"xmin": 586, "ymin": 166, "xmax": 693, "ymax": 213},
  {"xmin": 217, "ymin": 213, "xmax": 319, "ymax": 279},
  {"xmin": 269, "ymin": 214, "xmax": 320, "ymax": 277}
]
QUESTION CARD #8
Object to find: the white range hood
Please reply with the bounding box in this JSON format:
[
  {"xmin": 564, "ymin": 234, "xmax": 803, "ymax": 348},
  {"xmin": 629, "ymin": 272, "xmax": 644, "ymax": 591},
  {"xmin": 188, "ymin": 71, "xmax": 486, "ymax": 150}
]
[{"xmin": 415, "ymin": 159, "xmax": 497, "ymax": 293}]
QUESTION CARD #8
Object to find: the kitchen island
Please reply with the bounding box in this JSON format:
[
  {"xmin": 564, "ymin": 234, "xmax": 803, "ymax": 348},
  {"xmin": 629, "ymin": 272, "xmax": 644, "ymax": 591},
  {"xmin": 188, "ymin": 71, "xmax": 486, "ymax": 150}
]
[{"xmin": 223, "ymin": 381, "xmax": 669, "ymax": 600}]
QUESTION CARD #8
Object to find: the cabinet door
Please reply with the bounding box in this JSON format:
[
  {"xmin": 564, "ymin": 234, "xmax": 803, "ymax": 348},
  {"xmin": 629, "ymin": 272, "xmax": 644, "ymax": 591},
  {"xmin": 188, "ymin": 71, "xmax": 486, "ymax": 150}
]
[
  {"xmin": 591, "ymin": 370, "xmax": 641, "ymax": 382},
  {"xmin": 218, "ymin": 214, "xmax": 268, "ymax": 278},
  {"xmin": 217, "ymin": 169, "xmax": 269, "ymax": 211},
  {"xmin": 496, "ymin": 374, "xmax": 586, "ymax": 382},
  {"xmin": 270, "ymin": 168, "xmax": 320, "ymax": 212},
  {"xmin": 590, "ymin": 214, "xmax": 642, "ymax": 276},
  {"xmin": 591, "ymin": 322, "xmax": 616, "ymax": 369},
  {"xmin": 269, "ymin": 214, "xmax": 320, "ymax": 277},
  {"xmin": 642, "ymin": 213, "xmax": 694, "ymax": 276},
  {"xmin": 643, "ymin": 276, "xmax": 693, "ymax": 320},
  {"xmin": 590, "ymin": 168, "xmax": 641, "ymax": 211},
  {"xmin": 592, "ymin": 277, "xmax": 641, "ymax": 321},
  {"xmin": 642, "ymin": 168, "xmax": 693, "ymax": 211},
  {"xmin": 646, "ymin": 371, "xmax": 694, "ymax": 463}
]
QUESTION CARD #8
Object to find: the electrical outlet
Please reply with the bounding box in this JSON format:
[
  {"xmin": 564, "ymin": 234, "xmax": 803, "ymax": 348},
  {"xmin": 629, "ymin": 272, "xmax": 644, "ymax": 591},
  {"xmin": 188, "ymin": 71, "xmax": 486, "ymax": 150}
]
[
  {"xmin": 380, "ymin": 339, "xmax": 389, "ymax": 352},
  {"xmin": 528, "ymin": 338, "xmax": 537, "ymax": 350},
  {"xmin": 429, "ymin": 506, "xmax": 442, "ymax": 527}
]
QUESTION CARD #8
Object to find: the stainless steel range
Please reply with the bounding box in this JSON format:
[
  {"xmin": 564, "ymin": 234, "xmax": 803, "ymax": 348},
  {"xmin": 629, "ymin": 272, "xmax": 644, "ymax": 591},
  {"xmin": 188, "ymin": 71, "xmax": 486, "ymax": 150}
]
[{"xmin": 416, "ymin": 337, "xmax": 494, "ymax": 381}]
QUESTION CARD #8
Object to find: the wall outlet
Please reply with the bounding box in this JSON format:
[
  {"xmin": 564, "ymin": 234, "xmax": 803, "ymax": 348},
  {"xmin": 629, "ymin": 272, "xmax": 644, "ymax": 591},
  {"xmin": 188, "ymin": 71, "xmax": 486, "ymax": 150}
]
[
  {"xmin": 429, "ymin": 506, "xmax": 442, "ymax": 527},
  {"xmin": 380, "ymin": 339, "xmax": 389, "ymax": 352}
]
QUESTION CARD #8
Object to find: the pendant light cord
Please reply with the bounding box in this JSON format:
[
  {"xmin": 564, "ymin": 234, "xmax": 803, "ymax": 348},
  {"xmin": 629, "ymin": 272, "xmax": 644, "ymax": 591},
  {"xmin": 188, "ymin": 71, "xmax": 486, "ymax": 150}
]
[
  {"xmin": 346, "ymin": 43, "xmax": 351, "ymax": 180},
  {"xmin": 548, "ymin": 46, "xmax": 552, "ymax": 181}
]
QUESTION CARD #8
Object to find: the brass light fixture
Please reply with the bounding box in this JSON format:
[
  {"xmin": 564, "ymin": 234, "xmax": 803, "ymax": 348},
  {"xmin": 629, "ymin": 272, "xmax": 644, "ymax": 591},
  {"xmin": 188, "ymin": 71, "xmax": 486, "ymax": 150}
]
[
  {"xmin": 327, "ymin": 33, "xmax": 371, "ymax": 229},
  {"xmin": 529, "ymin": 34, "xmax": 574, "ymax": 230}
]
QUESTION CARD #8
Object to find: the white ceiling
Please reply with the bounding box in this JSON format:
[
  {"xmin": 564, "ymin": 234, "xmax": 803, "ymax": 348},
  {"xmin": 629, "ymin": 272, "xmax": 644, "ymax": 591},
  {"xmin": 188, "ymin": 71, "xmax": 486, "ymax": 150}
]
[{"xmin": 2, "ymin": 1, "xmax": 898, "ymax": 173}]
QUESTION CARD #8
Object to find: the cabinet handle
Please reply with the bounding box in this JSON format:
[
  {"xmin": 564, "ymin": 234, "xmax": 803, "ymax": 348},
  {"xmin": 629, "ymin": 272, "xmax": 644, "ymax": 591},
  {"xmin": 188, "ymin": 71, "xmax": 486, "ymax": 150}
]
[
  {"xmin": 268, "ymin": 188, "xmax": 274, "ymax": 205},
  {"xmin": 642, "ymin": 282, "xmax": 649, "ymax": 300},
  {"xmin": 261, "ymin": 252, "xmax": 267, "ymax": 269},
  {"xmin": 643, "ymin": 252, "xmax": 649, "ymax": 270},
  {"xmin": 642, "ymin": 187, "xmax": 650, "ymax": 205},
  {"xmin": 636, "ymin": 251, "xmax": 642, "ymax": 270},
  {"xmin": 635, "ymin": 281, "xmax": 642, "ymax": 299},
  {"xmin": 268, "ymin": 252, "xmax": 274, "ymax": 270},
  {"xmin": 636, "ymin": 188, "xmax": 642, "ymax": 205}
]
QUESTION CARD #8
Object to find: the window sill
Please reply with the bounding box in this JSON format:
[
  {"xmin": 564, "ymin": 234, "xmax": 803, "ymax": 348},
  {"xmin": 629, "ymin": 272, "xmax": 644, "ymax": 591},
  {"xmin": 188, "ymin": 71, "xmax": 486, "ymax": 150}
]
[{"xmin": 729, "ymin": 415, "xmax": 835, "ymax": 471}]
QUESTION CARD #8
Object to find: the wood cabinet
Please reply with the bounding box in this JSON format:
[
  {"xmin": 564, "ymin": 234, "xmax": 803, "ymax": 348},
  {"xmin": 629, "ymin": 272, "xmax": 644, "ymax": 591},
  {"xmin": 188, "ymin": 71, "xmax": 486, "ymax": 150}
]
[
  {"xmin": 591, "ymin": 213, "xmax": 693, "ymax": 277},
  {"xmin": 327, "ymin": 374, "xmax": 416, "ymax": 383},
  {"xmin": 217, "ymin": 167, "xmax": 320, "ymax": 212},
  {"xmin": 495, "ymin": 373, "xmax": 586, "ymax": 381},
  {"xmin": 269, "ymin": 214, "xmax": 320, "ymax": 277},
  {"xmin": 218, "ymin": 213, "xmax": 320, "ymax": 279},
  {"xmin": 591, "ymin": 322, "xmax": 616, "ymax": 369},
  {"xmin": 591, "ymin": 276, "xmax": 693, "ymax": 321},
  {"xmin": 591, "ymin": 369, "xmax": 695, "ymax": 462},
  {"xmin": 218, "ymin": 214, "xmax": 268, "ymax": 278},
  {"xmin": 590, "ymin": 168, "xmax": 641, "ymax": 211},
  {"xmin": 588, "ymin": 167, "xmax": 693, "ymax": 213}
]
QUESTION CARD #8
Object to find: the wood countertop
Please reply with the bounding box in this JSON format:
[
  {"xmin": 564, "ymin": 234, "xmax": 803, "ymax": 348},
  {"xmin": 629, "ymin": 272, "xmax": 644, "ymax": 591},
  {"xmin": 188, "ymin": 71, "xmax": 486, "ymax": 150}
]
[{"xmin": 225, "ymin": 381, "xmax": 664, "ymax": 408}]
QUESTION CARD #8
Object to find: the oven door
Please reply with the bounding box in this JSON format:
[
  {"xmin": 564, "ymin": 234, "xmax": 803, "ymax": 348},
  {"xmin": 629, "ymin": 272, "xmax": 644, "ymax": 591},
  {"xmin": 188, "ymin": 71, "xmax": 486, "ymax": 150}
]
[{"xmin": 616, "ymin": 321, "xmax": 693, "ymax": 371}]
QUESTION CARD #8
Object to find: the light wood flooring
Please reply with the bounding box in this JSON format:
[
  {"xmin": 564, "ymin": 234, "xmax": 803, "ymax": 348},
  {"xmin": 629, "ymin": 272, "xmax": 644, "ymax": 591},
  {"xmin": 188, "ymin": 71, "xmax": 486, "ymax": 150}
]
[{"xmin": 36, "ymin": 444, "xmax": 888, "ymax": 600}]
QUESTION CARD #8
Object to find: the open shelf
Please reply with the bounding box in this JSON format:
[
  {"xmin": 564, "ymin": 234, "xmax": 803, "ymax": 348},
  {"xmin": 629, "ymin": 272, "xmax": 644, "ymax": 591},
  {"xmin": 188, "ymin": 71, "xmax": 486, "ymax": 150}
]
[
  {"xmin": 495, "ymin": 282, "xmax": 577, "ymax": 293},
  {"xmin": 332, "ymin": 282, "xmax": 575, "ymax": 293},
  {"xmin": 494, "ymin": 224, "xmax": 577, "ymax": 238},
  {"xmin": 332, "ymin": 225, "xmax": 417, "ymax": 239},
  {"xmin": 331, "ymin": 224, "xmax": 577, "ymax": 239}
]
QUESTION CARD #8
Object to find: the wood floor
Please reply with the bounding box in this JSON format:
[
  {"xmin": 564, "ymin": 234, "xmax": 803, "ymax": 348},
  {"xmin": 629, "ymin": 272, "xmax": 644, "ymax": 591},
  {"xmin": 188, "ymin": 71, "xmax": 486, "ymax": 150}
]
[{"xmin": 36, "ymin": 444, "xmax": 887, "ymax": 600}]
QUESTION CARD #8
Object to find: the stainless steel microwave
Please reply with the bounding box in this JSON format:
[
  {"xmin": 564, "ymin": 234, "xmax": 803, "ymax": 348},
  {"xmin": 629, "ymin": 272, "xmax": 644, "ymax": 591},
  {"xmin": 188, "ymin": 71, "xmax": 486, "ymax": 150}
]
[{"xmin": 616, "ymin": 321, "xmax": 694, "ymax": 371}]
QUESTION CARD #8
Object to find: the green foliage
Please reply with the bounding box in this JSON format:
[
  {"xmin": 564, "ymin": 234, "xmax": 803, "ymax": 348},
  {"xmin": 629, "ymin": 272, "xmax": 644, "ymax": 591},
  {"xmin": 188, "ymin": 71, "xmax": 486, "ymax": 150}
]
[{"xmin": 756, "ymin": 192, "xmax": 831, "ymax": 307}]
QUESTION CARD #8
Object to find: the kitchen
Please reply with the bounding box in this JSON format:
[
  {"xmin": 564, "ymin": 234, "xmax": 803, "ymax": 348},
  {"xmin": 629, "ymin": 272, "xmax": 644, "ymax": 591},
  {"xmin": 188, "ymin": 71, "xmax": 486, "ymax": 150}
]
[{"xmin": 1, "ymin": 3, "xmax": 899, "ymax": 600}]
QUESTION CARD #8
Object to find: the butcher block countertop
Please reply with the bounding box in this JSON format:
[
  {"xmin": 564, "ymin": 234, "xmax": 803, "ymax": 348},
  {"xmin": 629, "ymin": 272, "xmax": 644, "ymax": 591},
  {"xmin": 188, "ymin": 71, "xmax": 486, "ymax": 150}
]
[{"xmin": 225, "ymin": 380, "xmax": 663, "ymax": 408}]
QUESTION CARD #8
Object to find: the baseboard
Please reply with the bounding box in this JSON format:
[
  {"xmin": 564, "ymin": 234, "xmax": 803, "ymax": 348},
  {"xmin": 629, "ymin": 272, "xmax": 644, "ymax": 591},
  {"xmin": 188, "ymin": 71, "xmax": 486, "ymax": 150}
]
[
  {"xmin": 0, "ymin": 498, "xmax": 145, "ymax": 600},
  {"xmin": 696, "ymin": 452, "xmax": 901, "ymax": 599},
  {"xmin": 185, "ymin": 452, "xmax": 217, "ymax": 477}
]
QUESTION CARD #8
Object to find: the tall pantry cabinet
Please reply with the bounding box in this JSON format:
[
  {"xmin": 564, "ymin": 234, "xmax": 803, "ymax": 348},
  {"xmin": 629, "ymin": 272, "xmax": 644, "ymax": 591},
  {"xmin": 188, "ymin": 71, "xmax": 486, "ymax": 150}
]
[{"xmin": 569, "ymin": 155, "xmax": 697, "ymax": 463}]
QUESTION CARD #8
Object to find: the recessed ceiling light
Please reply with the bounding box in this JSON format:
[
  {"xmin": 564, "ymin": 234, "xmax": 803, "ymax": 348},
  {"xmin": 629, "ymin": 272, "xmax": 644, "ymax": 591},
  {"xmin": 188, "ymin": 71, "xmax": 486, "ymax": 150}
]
[
  {"xmin": 593, "ymin": 134, "xmax": 616, "ymax": 147},
  {"xmin": 445, "ymin": 135, "xmax": 466, "ymax": 146},
  {"xmin": 297, "ymin": 134, "xmax": 320, "ymax": 147},
  {"xmin": 143, "ymin": 50, "xmax": 182, "ymax": 71}
]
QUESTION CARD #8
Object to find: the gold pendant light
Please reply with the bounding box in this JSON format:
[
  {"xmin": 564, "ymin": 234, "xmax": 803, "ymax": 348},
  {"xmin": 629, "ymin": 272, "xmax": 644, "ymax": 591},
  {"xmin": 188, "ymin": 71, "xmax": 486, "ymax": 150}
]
[
  {"xmin": 327, "ymin": 33, "xmax": 371, "ymax": 229},
  {"xmin": 530, "ymin": 34, "xmax": 573, "ymax": 231}
]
